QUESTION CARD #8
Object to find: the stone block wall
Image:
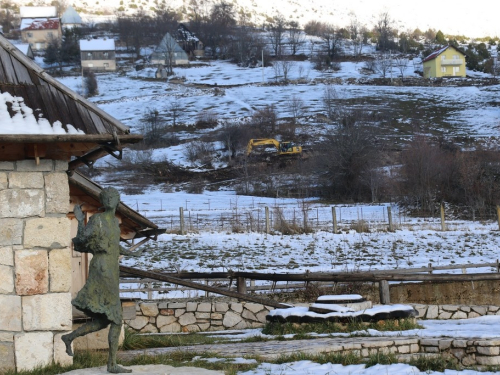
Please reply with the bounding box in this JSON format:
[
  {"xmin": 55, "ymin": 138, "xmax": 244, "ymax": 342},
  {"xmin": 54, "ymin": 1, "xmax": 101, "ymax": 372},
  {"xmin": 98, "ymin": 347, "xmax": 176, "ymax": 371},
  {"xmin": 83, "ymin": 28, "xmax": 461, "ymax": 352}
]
[
  {"xmin": 0, "ymin": 160, "xmax": 73, "ymax": 372},
  {"xmin": 411, "ymin": 304, "xmax": 500, "ymax": 319},
  {"xmin": 125, "ymin": 301, "xmax": 272, "ymax": 333}
]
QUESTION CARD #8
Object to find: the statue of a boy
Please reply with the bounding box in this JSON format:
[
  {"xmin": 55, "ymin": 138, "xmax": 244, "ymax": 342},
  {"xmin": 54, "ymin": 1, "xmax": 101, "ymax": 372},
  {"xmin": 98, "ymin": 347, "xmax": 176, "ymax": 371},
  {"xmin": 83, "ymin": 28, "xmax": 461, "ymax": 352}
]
[{"xmin": 62, "ymin": 187, "xmax": 141, "ymax": 373}]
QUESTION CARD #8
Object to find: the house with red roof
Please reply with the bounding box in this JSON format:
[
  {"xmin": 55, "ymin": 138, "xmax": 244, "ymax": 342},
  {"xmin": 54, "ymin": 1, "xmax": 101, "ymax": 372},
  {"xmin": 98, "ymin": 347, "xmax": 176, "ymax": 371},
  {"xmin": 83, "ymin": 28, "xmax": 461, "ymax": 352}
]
[
  {"xmin": 422, "ymin": 45, "xmax": 466, "ymax": 78},
  {"xmin": 21, "ymin": 17, "xmax": 62, "ymax": 51}
]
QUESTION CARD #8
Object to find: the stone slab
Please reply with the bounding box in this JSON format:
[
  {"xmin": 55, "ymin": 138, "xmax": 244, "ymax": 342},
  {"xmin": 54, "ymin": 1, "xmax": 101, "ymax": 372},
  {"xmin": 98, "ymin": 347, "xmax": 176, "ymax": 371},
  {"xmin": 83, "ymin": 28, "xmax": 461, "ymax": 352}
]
[
  {"xmin": 49, "ymin": 248, "xmax": 72, "ymax": 292},
  {"xmin": 44, "ymin": 172, "xmax": 70, "ymax": 214},
  {"xmin": 0, "ymin": 218, "xmax": 23, "ymax": 245},
  {"xmin": 0, "ymin": 246, "xmax": 13, "ymax": 266},
  {"xmin": 0, "ymin": 342, "xmax": 15, "ymax": 371},
  {"xmin": 15, "ymin": 249, "xmax": 48, "ymax": 295},
  {"xmin": 24, "ymin": 217, "xmax": 71, "ymax": 249},
  {"xmin": 0, "ymin": 295, "xmax": 22, "ymax": 331},
  {"xmin": 15, "ymin": 332, "xmax": 53, "ymax": 371},
  {"xmin": 61, "ymin": 365, "xmax": 224, "ymax": 374},
  {"xmin": 22, "ymin": 293, "xmax": 72, "ymax": 331},
  {"xmin": 0, "ymin": 264, "xmax": 14, "ymax": 294},
  {"xmin": 0, "ymin": 189, "xmax": 44, "ymax": 218},
  {"xmin": 8, "ymin": 172, "xmax": 44, "ymax": 189}
]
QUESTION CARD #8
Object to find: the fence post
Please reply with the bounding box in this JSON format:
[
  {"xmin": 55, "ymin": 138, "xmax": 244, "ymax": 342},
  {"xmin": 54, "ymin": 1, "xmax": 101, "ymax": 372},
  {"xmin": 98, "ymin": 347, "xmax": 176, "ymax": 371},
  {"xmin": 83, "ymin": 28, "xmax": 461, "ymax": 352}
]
[
  {"xmin": 379, "ymin": 280, "xmax": 390, "ymax": 304},
  {"xmin": 332, "ymin": 207, "xmax": 338, "ymax": 234},
  {"xmin": 147, "ymin": 282, "xmax": 153, "ymax": 300},
  {"xmin": 440, "ymin": 203, "xmax": 446, "ymax": 231},
  {"xmin": 497, "ymin": 205, "xmax": 500, "ymax": 231},
  {"xmin": 237, "ymin": 277, "xmax": 247, "ymax": 294},
  {"xmin": 179, "ymin": 207, "xmax": 185, "ymax": 235},
  {"xmin": 387, "ymin": 206, "xmax": 393, "ymax": 232},
  {"xmin": 265, "ymin": 206, "xmax": 270, "ymax": 234}
]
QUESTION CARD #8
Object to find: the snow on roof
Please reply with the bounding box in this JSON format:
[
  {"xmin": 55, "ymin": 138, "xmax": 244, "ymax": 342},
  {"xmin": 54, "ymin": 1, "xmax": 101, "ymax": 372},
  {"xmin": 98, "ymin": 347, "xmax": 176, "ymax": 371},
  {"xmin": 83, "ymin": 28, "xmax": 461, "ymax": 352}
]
[
  {"xmin": 177, "ymin": 24, "xmax": 200, "ymax": 42},
  {"xmin": 15, "ymin": 43, "xmax": 31, "ymax": 55},
  {"xmin": 0, "ymin": 91, "xmax": 84, "ymax": 135},
  {"xmin": 21, "ymin": 18, "xmax": 60, "ymax": 31},
  {"xmin": 61, "ymin": 6, "xmax": 82, "ymax": 25},
  {"xmin": 80, "ymin": 38, "xmax": 115, "ymax": 51},
  {"xmin": 20, "ymin": 6, "xmax": 57, "ymax": 18},
  {"xmin": 155, "ymin": 32, "xmax": 186, "ymax": 54},
  {"xmin": 422, "ymin": 45, "xmax": 464, "ymax": 63}
]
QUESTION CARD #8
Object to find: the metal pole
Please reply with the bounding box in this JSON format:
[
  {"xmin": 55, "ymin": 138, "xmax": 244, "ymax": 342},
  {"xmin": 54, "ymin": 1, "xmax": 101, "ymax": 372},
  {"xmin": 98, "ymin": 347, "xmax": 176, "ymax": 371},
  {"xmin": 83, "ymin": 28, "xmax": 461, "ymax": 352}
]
[
  {"xmin": 179, "ymin": 207, "xmax": 185, "ymax": 235},
  {"xmin": 332, "ymin": 206, "xmax": 337, "ymax": 234},
  {"xmin": 265, "ymin": 206, "xmax": 270, "ymax": 234},
  {"xmin": 388, "ymin": 206, "xmax": 393, "ymax": 232}
]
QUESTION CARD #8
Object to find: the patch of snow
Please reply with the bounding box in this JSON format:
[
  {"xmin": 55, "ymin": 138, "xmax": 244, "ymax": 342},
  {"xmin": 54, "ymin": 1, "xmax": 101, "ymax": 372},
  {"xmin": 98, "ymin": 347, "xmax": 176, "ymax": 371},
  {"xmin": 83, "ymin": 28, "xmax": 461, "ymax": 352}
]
[{"xmin": 0, "ymin": 92, "xmax": 85, "ymax": 135}]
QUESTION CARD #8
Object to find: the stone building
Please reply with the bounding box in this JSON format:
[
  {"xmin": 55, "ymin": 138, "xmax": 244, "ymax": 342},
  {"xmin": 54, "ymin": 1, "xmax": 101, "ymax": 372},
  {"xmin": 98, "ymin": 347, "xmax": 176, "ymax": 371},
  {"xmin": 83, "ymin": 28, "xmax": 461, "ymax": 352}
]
[{"xmin": 0, "ymin": 34, "xmax": 155, "ymax": 372}]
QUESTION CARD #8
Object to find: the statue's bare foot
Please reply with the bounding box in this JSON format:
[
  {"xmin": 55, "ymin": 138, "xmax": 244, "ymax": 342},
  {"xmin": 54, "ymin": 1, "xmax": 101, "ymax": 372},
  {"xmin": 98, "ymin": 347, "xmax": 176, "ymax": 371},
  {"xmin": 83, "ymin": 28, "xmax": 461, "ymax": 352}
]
[
  {"xmin": 61, "ymin": 334, "xmax": 73, "ymax": 356},
  {"xmin": 107, "ymin": 364, "xmax": 132, "ymax": 373}
]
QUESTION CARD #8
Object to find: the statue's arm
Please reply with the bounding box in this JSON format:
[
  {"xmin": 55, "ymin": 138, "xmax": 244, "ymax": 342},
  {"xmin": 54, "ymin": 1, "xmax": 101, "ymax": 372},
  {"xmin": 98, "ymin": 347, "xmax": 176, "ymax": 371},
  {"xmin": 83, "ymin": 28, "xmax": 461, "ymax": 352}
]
[
  {"xmin": 72, "ymin": 204, "xmax": 94, "ymax": 254},
  {"xmin": 119, "ymin": 245, "xmax": 143, "ymax": 257}
]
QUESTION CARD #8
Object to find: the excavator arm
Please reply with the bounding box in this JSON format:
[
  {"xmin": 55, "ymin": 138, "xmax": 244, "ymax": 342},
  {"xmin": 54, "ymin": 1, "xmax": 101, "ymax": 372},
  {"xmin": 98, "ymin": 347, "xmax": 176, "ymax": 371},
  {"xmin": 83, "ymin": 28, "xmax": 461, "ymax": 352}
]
[
  {"xmin": 246, "ymin": 139, "xmax": 302, "ymax": 156},
  {"xmin": 246, "ymin": 139, "xmax": 280, "ymax": 155}
]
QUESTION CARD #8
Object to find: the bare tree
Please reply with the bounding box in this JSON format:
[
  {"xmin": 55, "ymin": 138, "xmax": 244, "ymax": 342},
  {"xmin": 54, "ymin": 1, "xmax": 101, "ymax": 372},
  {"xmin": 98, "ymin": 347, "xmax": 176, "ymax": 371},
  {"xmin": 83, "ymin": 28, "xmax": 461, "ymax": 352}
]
[
  {"xmin": 394, "ymin": 56, "xmax": 409, "ymax": 80},
  {"xmin": 268, "ymin": 12, "xmax": 287, "ymax": 57},
  {"xmin": 157, "ymin": 32, "xmax": 179, "ymax": 75},
  {"xmin": 141, "ymin": 108, "xmax": 166, "ymax": 147},
  {"xmin": 218, "ymin": 119, "xmax": 253, "ymax": 160},
  {"xmin": 168, "ymin": 96, "xmax": 182, "ymax": 127},
  {"xmin": 251, "ymin": 105, "xmax": 278, "ymax": 135},
  {"xmin": 348, "ymin": 13, "xmax": 364, "ymax": 57},
  {"xmin": 375, "ymin": 52, "xmax": 393, "ymax": 78},
  {"xmin": 287, "ymin": 21, "xmax": 305, "ymax": 56},
  {"xmin": 322, "ymin": 116, "xmax": 381, "ymax": 201},
  {"xmin": 321, "ymin": 23, "xmax": 344, "ymax": 60},
  {"xmin": 287, "ymin": 94, "xmax": 305, "ymax": 129},
  {"xmin": 375, "ymin": 11, "xmax": 395, "ymax": 51}
]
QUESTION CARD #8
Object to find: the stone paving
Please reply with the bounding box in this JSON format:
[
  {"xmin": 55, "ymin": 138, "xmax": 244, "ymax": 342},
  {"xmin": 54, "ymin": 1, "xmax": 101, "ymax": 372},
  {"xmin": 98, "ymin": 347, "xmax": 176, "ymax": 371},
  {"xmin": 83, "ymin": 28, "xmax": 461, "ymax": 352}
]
[
  {"xmin": 118, "ymin": 335, "xmax": 500, "ymax": 367},
  {"xmin": 118, "ymin": 336, "xmax": 423, "ymax": 360}
]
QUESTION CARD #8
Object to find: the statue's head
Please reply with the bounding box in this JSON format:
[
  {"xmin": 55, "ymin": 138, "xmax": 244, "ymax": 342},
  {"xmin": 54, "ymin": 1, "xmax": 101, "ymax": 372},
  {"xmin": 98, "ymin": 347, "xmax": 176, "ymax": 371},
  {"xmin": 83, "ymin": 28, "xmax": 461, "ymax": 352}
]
[{"xmin": 100, "ymin": 187, "xmax": 120, "ymax": 210}]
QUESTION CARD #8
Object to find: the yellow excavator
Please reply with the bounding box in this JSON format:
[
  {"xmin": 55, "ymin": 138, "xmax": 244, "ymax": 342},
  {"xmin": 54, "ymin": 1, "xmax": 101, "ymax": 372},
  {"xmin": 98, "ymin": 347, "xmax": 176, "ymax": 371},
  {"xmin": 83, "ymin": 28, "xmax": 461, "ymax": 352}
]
[{"xmin": 246, "ymin": 139, "xmax": 302, "ymax": 156}]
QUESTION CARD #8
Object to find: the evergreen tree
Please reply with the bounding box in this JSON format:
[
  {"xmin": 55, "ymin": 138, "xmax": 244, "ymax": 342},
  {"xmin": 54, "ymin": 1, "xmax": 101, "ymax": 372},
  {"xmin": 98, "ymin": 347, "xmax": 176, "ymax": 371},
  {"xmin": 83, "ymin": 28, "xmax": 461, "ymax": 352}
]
[{"xmin": 435, "ymin": 30, "xmax": 446, "ymax": 44}]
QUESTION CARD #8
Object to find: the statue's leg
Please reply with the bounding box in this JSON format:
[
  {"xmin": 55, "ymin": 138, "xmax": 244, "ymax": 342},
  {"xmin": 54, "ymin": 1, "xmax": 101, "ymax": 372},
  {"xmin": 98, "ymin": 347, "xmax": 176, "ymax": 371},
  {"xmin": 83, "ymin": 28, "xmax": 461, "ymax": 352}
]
[
  {"xmin": 107, "ymin": 322, "xmax": 131, "ymax": 373},
  {"xmin": 61, "ymin": 317, "xmax": 108, "ymax": 356}
]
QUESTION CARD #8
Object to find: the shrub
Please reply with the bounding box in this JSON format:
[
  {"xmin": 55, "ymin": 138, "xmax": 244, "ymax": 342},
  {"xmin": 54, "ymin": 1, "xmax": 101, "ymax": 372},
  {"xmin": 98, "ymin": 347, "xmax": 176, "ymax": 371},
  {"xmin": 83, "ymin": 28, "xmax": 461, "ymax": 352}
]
[
  {"xmin": 195, "ymin": 110, "xmax": 218, "ymax": 129},
  {"xmin": 83, "ymin": 71, "xmax": 98, "ymax": 97}
]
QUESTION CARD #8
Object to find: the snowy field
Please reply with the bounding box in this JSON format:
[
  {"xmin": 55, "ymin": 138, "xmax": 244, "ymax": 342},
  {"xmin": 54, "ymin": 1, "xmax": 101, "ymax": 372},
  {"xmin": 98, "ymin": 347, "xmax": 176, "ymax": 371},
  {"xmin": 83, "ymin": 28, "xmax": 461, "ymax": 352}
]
[
  {"xmin": 57, "ymin": 59, "xmax": 500, "ymax": 149},
  {"xmin": 116, "ymin": 188, "xmax": 500, "ymax": 302}
]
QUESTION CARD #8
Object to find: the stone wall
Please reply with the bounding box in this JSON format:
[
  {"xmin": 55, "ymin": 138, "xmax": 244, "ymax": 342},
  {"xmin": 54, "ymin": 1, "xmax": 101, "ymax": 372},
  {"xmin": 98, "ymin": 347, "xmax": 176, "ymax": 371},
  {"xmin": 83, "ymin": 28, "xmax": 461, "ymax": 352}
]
[
  {"xmin": 0, "ymin": 160, "xmax": 73, "ymax": 371},
  {"xmin": 125, "ymin": 301, "xmax": 272, "ymax": 333},
  {"xmin": 411, "ymin": 304, "xmax": 500, "ymax": 319},
  {"xmin": 124, "ymin": 301, "xmax": 500, "ymax": 334}
]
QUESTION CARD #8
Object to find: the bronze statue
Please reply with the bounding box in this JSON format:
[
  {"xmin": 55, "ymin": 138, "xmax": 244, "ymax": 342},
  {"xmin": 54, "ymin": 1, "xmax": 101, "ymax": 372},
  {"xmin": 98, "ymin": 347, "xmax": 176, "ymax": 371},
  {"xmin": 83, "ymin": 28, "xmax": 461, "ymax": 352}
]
[{"xmin": 62, "ymin": 187, "xmax": 141, "ymax": 373}]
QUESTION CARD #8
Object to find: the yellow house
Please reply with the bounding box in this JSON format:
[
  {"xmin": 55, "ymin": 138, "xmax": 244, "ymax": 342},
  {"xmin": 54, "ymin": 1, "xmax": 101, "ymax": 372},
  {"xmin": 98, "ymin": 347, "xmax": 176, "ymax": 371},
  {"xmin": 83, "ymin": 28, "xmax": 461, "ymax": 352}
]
[{"xmin": 422, "ymin": 45, "xmax": 466, "ymax": 78}]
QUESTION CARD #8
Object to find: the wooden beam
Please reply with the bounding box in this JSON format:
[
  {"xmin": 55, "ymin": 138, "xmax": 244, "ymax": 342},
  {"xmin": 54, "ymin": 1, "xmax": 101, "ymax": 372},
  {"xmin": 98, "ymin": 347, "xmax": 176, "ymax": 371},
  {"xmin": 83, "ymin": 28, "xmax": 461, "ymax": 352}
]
[
  {"xmin": 119, "ymin": 266, "xmax": 289, "ymax": 309},
  {"xmin": 0, "ymin": 134, "xmax": 143, "ymax": 144}
]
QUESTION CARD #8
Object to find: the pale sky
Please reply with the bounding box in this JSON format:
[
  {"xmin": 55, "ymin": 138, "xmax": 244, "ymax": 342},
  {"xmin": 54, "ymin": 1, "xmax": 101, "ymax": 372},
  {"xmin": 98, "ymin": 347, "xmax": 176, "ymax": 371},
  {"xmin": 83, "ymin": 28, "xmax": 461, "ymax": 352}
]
[{"xmin": 13, "ymin": 0, "xmax": 500, "ymax": 38}]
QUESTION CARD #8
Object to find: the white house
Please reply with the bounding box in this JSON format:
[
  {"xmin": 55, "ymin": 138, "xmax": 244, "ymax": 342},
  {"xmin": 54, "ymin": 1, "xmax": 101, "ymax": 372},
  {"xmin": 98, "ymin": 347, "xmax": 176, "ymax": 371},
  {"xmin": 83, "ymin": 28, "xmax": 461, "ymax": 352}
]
[{"xmin": 80, "ymin": 38, "xmax": 116, "ymax": 72}]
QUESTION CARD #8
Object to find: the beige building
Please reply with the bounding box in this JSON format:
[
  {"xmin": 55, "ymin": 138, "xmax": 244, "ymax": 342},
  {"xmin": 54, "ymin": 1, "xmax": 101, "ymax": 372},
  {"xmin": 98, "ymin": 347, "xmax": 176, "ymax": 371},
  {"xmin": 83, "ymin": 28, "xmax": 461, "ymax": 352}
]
[
  {"xmin": 422, "ymin": 45, "xmax": 466, "ymax": 78},
  {"xmin": 80, "ymin": 38, "xmax": 117, "ymax": 72},
  {"xmin": 21, "ymin": 18, "xmax": 62, "ymax": 51}
]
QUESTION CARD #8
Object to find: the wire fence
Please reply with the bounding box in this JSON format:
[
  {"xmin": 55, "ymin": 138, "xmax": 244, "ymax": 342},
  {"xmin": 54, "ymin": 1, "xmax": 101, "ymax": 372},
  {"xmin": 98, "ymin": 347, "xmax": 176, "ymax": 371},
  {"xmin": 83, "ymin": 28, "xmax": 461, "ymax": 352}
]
[{"xmin": 129, "ymin": 201, "xmax": 500, "ymax": 234}]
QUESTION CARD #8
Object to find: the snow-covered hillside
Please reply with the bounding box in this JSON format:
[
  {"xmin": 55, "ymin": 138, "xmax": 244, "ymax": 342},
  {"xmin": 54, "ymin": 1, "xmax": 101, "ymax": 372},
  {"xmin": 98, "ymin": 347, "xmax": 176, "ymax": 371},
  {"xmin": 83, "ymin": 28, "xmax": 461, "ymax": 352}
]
[{"xmin": 11, "ymin": 0, "xmax": 500, "ymax": 38}]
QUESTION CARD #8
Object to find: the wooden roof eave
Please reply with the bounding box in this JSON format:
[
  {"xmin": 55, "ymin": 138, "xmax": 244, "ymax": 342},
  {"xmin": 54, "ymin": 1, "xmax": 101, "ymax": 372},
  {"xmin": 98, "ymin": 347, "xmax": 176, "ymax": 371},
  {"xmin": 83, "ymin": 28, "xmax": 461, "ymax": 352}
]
[
  {"xmin": 0, "ymin": 36, "xmax": 130, "ymax": 135},
  {"xmin": 0, "ymin": 134, "xmax": 143, "ymax": 143},
  {"xmin": 69, "ymin": 171, "xmax": 164, "ymax": 239}
]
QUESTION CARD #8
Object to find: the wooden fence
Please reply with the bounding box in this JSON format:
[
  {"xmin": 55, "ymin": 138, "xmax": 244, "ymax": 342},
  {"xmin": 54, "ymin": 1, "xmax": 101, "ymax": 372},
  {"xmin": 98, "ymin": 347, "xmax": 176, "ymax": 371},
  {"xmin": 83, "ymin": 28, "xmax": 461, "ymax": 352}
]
[{"xmin": 120, "ymin": 261, "xmax": 500, "ymax": 305}]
